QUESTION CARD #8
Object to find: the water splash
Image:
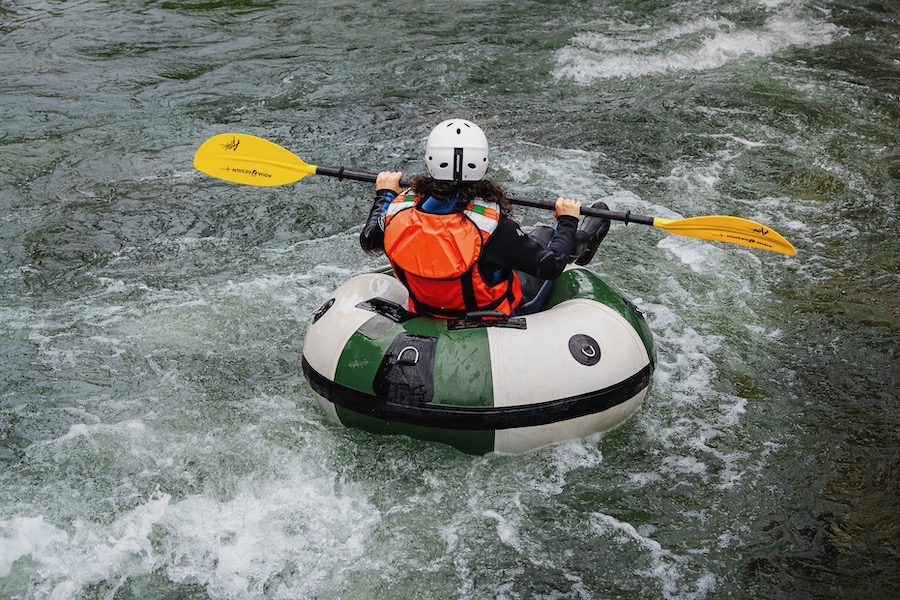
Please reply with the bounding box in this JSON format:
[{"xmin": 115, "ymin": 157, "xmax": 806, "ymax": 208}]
[{"xmin": 555, "ymin": 8, "xmax": 843, "ymax": 82}]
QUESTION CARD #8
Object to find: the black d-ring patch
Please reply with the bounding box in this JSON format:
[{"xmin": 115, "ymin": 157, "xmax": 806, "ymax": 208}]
[
  {"xmin": 312, "ymin": 298, "xmax": 334, "ymax": 324},
  {"xmin": 568, "ymin": 334, "xmax": 601, "ymax": 366}
]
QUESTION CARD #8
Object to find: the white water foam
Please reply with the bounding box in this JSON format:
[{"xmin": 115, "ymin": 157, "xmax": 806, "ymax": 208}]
[
  {"xmin": 590, "ymin": 512, "xmax": 717, "ymax": 599},
  {"xmin": 0, "ymin": 494, "xmax": 168, "ymax": 599},
  {"xmin": 1, "ymin": 430, "xmax": 381, "ymax": 599},
  {"xmin": 554, "ymin": 8, "xmax": 842, "ymax": 82},
  {"xmin": 160, "ymin": 475, "xmax": 379, "ymax": 598},
  {"xmin": 497, "ymin": 142, "xmax": 618, "ymax": 206}
]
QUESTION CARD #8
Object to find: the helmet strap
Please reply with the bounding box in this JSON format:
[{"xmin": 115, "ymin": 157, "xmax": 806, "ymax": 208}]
[{"xmin": 453, "ymin": 147, "xmax": 464, "ymax": 182}]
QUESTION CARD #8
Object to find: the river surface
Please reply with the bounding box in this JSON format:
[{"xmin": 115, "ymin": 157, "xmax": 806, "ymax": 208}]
[{"xmin": 1, "ymin": 0, "xmax": 897, "ymax": 598}]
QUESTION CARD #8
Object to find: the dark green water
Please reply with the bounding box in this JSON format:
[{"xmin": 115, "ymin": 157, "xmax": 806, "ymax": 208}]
[{"xmin": 1, "ymin": 0, "xmax": 897, "ymax": 598}]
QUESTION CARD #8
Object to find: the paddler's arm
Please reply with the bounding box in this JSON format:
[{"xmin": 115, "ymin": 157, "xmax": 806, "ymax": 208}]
[
  {"xmin": 485, "ymin": 197, "xmax": 581, "ymax": 280},
  {"xmin": 535, "ymin": 200, "xmax": 580, "ymax": 279},
  {"xmin": 360, "ymin": 171, "xmax": 403, "ymax": 256}
]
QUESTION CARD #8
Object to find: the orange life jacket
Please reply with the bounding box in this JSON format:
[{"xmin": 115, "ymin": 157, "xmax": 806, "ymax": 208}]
[{"xmin": 382, "ymin": 194, "xmax": 522, "ymax": 318}]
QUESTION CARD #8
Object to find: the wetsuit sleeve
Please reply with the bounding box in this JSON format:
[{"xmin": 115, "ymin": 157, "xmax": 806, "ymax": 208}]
[
  {"xmin": 483, "ymin": 215, "xmax": 578, "ymax": 280},
  {"xmin": 359, "ymin": 189, "xmax": 396, "ymax": 256}
]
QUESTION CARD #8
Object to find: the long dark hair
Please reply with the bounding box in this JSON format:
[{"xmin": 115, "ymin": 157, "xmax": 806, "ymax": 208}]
[{"xmin": 408, "ymin": 174, "xmax": 513, "ymax": 218}]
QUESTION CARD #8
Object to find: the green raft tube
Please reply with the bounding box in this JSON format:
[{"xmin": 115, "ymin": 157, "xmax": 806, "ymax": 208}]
[{"xmin": 302, "ymin": 267, "xmax": 654, "ymax": 454}]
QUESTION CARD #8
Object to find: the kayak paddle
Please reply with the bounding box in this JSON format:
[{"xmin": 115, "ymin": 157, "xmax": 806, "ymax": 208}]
[{"xmin": 193, "ymin": 133, "xmax": 796, "ymax": 256}]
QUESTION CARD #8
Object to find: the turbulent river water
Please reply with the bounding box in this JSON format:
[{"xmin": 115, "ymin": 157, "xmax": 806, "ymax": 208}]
[{"xmin": 1, "ymin": 0, "xmax": 897, "ymax": 598}]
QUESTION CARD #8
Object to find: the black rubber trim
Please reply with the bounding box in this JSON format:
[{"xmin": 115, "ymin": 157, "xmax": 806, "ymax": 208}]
[{"xmin": 302, "ymin": 356, "xmax": 654, "ymax": 431}]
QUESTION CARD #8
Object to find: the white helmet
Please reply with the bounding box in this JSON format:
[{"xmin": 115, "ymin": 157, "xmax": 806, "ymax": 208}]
[{"xmin": 425, "ymin": 119, "xmax": 489, "ymax": 182}]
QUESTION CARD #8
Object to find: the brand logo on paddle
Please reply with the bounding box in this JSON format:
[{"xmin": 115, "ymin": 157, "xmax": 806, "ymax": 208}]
[
  {"xmin": 226, "ymin": 166, "xmax": 272, "ymax": 179},
  {"xmin": 221, "ymin": 137, "xmax": 241, "ymax": 152},
  {"xmin": 753, "ymin": 225, "xmax": 769, "ymax": 236}
]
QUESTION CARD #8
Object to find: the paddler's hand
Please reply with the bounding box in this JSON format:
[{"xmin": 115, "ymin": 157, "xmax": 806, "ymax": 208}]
[
  {"xmin": 376, "ymin": 171, "xmax": 403, "ymax": 195},
  {"xmin": 554, "ymin": 197, "xmax": 582, "ymax": 220}
]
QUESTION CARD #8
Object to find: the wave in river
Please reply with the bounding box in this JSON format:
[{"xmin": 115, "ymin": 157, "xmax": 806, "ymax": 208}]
[{"xmin": 554, "ymin": 8, "xmax": 843, "ymax": 82}]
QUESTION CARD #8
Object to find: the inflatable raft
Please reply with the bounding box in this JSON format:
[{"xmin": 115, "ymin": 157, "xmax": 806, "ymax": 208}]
[{"xmin": 302, "ymin": 267, "xmax": 654, "ymax": 454}]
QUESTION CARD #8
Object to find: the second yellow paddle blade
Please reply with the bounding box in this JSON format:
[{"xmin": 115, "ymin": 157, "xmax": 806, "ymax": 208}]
[
  {"xmin": 653, "ymin": 215, "xmax": 797, "ymax": 255},
  {"xmin": 193, "ymin": 133, "xmax": 316, "ymax": 187}
]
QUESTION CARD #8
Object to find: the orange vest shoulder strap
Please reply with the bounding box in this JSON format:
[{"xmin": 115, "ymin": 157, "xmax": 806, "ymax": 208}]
[
  {"xmin": 383, "ymin": 192, "xmax": 418, "ymax": 224},
  {"xmin": 462, "ymin": 199, "xmax": 501, "ymax": 235}
]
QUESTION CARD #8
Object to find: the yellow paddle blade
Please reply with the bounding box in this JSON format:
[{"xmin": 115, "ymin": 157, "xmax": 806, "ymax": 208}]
[
  {"xmin": 193, "ymin": 133, "xmax": 317, "ymax": 186},
  {"xmin": 653, "ymin": 215, "xmax": 797, "ymax": 256}
]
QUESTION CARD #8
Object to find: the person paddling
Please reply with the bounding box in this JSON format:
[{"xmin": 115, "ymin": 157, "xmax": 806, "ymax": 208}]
[{"xmin": 360, "ymin": 118, "xmax": 609, "ymax": 317}]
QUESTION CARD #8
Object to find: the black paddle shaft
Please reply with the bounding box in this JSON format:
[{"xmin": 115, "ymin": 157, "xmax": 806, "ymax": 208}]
[{"xmin": 314, "ymin": 166, "xmax": 653, "ymax": 225}]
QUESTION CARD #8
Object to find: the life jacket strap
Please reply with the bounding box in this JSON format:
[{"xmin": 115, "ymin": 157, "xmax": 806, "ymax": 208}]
[{"xmin": 394, "ymin": 265, "xmax": 513, "ymax": 319}]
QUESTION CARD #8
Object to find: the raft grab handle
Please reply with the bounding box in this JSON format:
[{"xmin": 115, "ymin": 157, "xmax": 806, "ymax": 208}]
[
  {"xmin": 448, "ymin": 311, "xmax": 527, "ymax": 331},
  {"xmin": 357, "ymin": 297, "xmax": 416, "ymax": 323}
]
